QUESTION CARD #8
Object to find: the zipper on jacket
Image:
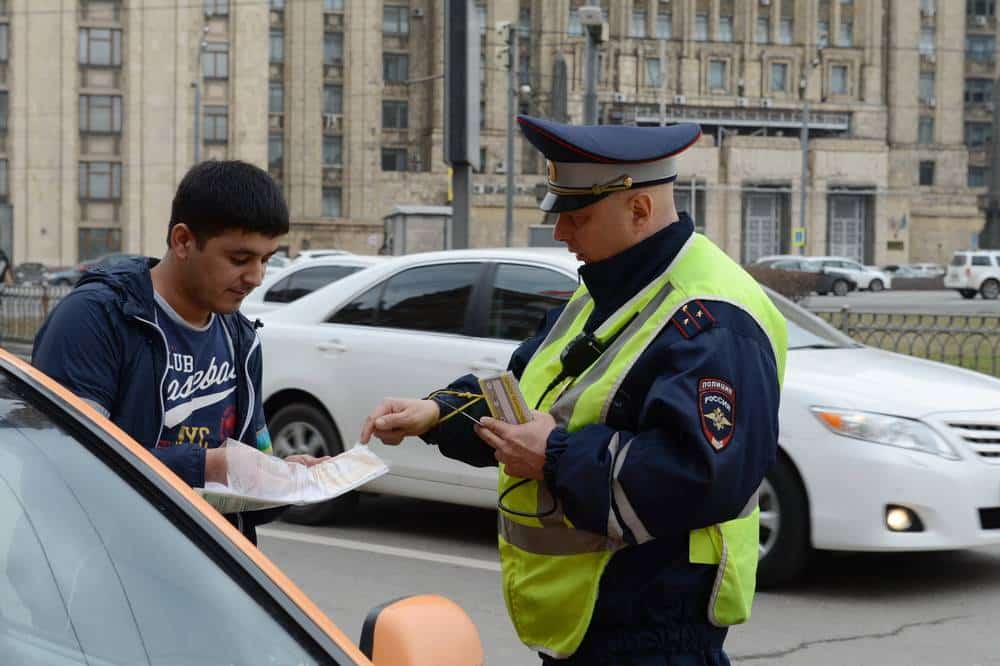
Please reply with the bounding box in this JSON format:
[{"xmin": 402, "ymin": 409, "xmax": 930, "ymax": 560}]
[{"xmin": 133, "ymin": 315, "xmax": 170, "ymax": 445}]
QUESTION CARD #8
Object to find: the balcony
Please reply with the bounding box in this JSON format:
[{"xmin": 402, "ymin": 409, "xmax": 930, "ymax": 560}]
[
  {"xmin": 323, "ymin": 113, "xmax": 343, "ymax": 134},
  {"xmin": 323, "ymin": 62, "xmax": 344, "ymax": 82},
  {"xmin": 322, "ymin": 166, "xmax": 343, "ymax": 186},
  {"xmin": 324, "ymin": 13, "xmax": 344, "ymax": 30},
  {"xmin": 268, "ymin": 112, "xmax": 284, "ymax": 131}
]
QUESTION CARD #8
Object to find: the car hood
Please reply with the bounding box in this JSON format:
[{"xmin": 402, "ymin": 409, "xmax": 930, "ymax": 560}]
[{"xmin": 786, "ymin": 347, "xmax": 1000, "ymax": 418}]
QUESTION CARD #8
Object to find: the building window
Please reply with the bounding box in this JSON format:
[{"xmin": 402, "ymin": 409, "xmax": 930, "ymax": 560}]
[
  {"xmin": 968, "ymin": 0, "xmax": 995, "ymax": 17},
  {"xmin": 269, "ymin": 0, "xmax": 285, "ymax": 9},
  {"xmin": 270, "ymin": 30, "xmax": 284, "ymax": 63},
  {"xmin": 770, "ymin": 62, "xmax": 788, "ymax": 93},
  {"xmin": 0, "ymin": 25, "xmax": 6, "ymax": 63},
  {"xmin": 708, "ymin": 60, "xmax": 727, "ymax": 91},
  {"xmin": 79, "ymin": 28, "xmax": 122, "ymax": 66},
  {"xmin": 919, "ymin": 26, "xmax": 935, "ymax": 56},
  {"xmin": 324, "ymin": 32, "xmax": 343, "ymax": 65},
  {"xmin": 204, "ymin": 0, "xmax": 228, "ymax": 16},
  {"xmin": 324, "ymin": 0, "xmax": 344, "ymax": 11},
  {"xmin": 694, "ymin": 14, "xmax": 708, "ymax": 41},
  {"xmin": 381, "ymin": 147, "xmax": 407, "ymax": 171},
  {"xmin": 269, "ymin": 82, "xmax": 283, "ymax": 114},
  {"xmin": 719, "ymin": 15, "xmax": 734, "ymax": 42},
  {"xmin": 645, "ymin": 58, "xmax": 662, "ymax": 87},
  {"xmin": 969, "ymin": 166, "xmax": 988, "ymax": 187},
  {"xmin": 324, "ymin": 84, "xmax": 343, "ymax": 114},
  {"xmin": 817, "ymin": 21, "xmax": 829, "ymax": 48},
  {"xmin": 268, "ymin": 134, "xmax": 283, "ymax": 170},
  {"xmin": 323, "ymin": 135, "xmax": 342, "ymax": 166},
  {"xmin": 0, "ymin": 91, "xmax": 9, "ymax": 131},
  {"xmin": 382, "ymin": 100, "xmax": 408, "ymax": 129},
  {"xmin": 918, "ymin": 161, "xmax": 935, "ymax": 186},
  {"xmin": 630, "ymin": 9, "xmax": 646, "ymax": 37},
  {"xmin": 965, "ymin": 121, "xmax": 991, "ymax": 146},
  {"xmin": 918, "ymin": 116, "xmax": 934, "ymax": 144},
  {"xmin": 568, "ymin": 6, "xmax": 583, "ymax": 36},
  {"xmin": 779, "ymin": 18, "xmax": 793, "ymax": 44},
  {"xmin": 323, "ymin": 187, "xmax": 342, "ymax": 217},
  {"xmin": 918, "ymin": 72, "xmax": 935, "ymax": 105},
  {"xmin": 838, "ymin": 22, "xmax": 853, "ymax": 47},
  {"xmin": 966, "ymin": 35, "xmax": 995, "ymax": 63},
  {"xmin": 830, "ymin": 64, "xmax": 848, "ymax": 95},
  {"xmin": 202, "ymin": 42, "xmax": 228, "ymax": 79},
  {"xmin": 79, "ymin": 162, "xmax": 122, "ymax": 200},
  {"xmin": 78, "ymin": 228, "xmax": 122, "ymax": 261},
  {"xmin": 203, "ymin": 105, "xmax": 228, "ymax": 143},
  {"xmin": 79, "ymin": 95, "xmax": 123, "ymax": 133},
  {"xmin": 383, "ymin": 53, "xmax": 409, "ymax": 83},
  {"xmin": 0, "ymin": 160, "xmax": 8, "ymax": 199},
  {"xmin": 965, "ymin": 78, "xmax": 993, "ymax": 103},
  {"xmin": 656, "ymin": 7, "xmax": 672, "ymax": 38},
  {"xmin": 383, "ymin": 5, "xmax": 409, "ymax": 35},
  {"xmin": 756, "ymin": 17, "xmax": 769, "ymax": 43}
]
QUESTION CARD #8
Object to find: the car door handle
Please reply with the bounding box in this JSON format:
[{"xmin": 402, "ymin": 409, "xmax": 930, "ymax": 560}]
[
  {"xmin": 316, "ymin": 339, "xmax": 347, "ymax": 353},
  {"xmin": 470, "ymin": 358, "xmax": 505, "ymax": 373}
]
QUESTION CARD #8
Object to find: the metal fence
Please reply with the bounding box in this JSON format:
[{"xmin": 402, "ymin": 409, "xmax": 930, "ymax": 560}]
[
  {"xmin": 0, "ymin": 285, "xmax": 72, "ymax": 345},
  {"xmin": 815, "ymin": 307, "xmax": 1000, "ymax": 378}
]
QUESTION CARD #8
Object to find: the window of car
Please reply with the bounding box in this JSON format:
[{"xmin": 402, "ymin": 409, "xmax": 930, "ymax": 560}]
[
  {"xmin": 328, "ymin": 262, "xmax": 483, "ymax": 335},
  {"xmin": 0, "ymin": 370, "xmax": 334, "ymax": 664},
  {"xmin": 950, "ymin": 254, "xmax": 968, "ymax": 266},
  {"xmin": 264, "ymin": 264, "xmax": 362, "ymax": 303},
  {"xmin": 972, "ymin": 255, "xmax": 992, "ymax": 267},
  {"xmin": 486, "ymin": 263, "xmax": 578, "ymax": 341}
]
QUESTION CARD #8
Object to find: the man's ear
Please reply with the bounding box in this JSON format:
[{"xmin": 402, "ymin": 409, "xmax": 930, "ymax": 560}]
[
  {"xmin": 630, "ymin": 192, "xmax": 654, "ymax": 229},
  {"xmin": 169, "ymin": 223, "xmax": 197, "ymax": 260}
]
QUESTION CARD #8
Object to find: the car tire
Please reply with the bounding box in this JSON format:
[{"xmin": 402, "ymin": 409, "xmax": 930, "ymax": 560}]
[
  {"xmin": 816, "ymin": 291, "xmax": 829, "ymax": 296},
  {"xmin": 269, "ymin": 403, "xmax": 358, "ymax": 525},
  {"xmin": 868, "ymin": 279, "xmax": 884, "ymax": 293},
  {"xmin": 959, "ymin": 289, "xmax": 977, "ymax": 300},
  {"xmin": 981, "ymin": 279, "xmax": 1000, "ymax": 300},
  {"xmin": 832, "ymin": 279, "xmax": 849, "ymax": 297},
  {"xmin": 757, "ymin": 455, "xmax": 811, "ymax": 589}
]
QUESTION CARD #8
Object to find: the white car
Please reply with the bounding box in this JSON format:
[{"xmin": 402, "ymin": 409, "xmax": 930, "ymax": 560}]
[
  {"xmin": 293, "ymin": 249, "xmax": 353, "ymax": 262},
  {"xmin": 242, "ymin": 254, "xmax": 385, "ymax": 317},
  {"xmin": 944, "ymin": 250, "xmax": 1000, "ymax": 300},
  {"xmin": 811, "ymin": 256, "xmax": 892, "ymax": 292},
  {"xmin": 258, "ymin": 248, "xmax": 1000, "ymax": 587}
]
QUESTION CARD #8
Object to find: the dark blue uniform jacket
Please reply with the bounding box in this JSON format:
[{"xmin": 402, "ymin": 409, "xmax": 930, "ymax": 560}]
[
  {"xmin": 31, "ymin": 257, "xmax": 282, "ymax": 544},
  {"xmin": 424, "ymin": 215, "xmax": 781, "ymax": 664}
]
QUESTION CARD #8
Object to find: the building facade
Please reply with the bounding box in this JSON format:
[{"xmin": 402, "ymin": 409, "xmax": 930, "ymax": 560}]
[{"xmin": 0, "ymin": 0, "xmax": 984, "ymax": 266}]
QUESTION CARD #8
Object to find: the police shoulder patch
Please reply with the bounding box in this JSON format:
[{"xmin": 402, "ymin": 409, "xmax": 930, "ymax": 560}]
[{"xmin": 698, "ymin": 377, "xmax": 735, "ymax": 452}]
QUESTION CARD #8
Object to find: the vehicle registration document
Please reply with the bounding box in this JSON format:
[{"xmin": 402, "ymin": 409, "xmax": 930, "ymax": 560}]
[{"xmin": 198, "ymin": 442, "xmax": 389, "ymax": 513}]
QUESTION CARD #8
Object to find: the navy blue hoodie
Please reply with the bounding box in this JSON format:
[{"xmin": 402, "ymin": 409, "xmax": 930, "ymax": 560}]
[{"xmin": 32, "ymin": 257, "xmax": 282, "ymax": 542}]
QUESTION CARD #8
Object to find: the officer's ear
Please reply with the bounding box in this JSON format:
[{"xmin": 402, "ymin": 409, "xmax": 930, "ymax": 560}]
[{"xmin": 629, "ymin": 192, "xmax": 654, "ymax": 230}]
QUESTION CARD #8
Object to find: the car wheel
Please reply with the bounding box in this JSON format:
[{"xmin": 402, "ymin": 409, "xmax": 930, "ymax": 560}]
[
  {"xmin": 757, "ymin": 456, "xmax": 811, "ymax": 588},
  {"xmin": 832, "ymin": 279, "xmax": 849, "ymax": 297},
  {"xmin": 981, "ymin": 279, "xmax": 1000, "ymax": 300},
  {"xmin": 868, "ymin": 279, "xmax": 884, "ymax": 293},
  {"xmin": 959, "ymin": 289, "xmax": 977, "ymax": 300},
  {"xmin": 816, "ymin": 291, "xmax": 829, "ymax": 296},
  {"xmin": 269, "ymin": 403, "xmax": 358, "ymax": 525}
]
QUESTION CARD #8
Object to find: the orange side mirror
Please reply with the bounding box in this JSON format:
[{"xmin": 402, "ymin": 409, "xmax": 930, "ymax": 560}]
[{"xmin": 360, "ymin": 594, "xmax": 484, "ymax": 666}]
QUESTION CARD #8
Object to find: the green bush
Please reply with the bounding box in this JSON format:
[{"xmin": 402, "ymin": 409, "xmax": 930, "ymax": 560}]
[{"xmin": 745, "ymin": 266, "xmax": 818, "ymax": 302}]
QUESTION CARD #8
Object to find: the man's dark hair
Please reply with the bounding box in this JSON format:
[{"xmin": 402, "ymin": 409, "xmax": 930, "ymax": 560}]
[{"xmin": 168, "ymin": 160, "xmax": 289, "ymax": 248}]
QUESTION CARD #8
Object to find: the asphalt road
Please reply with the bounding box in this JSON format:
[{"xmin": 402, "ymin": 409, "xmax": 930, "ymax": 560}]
[
  {"xmin": 259, "ymin": 496, "xmax": 1000, "ymax": 665},
  {"xmin": 801, "ymin": 289, "xmax": 1000, "ymax": 316}
]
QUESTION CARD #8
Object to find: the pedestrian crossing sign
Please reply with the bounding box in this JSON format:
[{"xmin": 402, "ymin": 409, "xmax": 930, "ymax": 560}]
[{"xmin": 792, "ymin": 228, "xmax": 806, "ymax": 248}]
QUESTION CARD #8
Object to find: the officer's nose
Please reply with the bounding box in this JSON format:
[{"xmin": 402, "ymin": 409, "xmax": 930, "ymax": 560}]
[{"xmin": 554, "ymin": 213, "xmax": 573, "ymax": 243}]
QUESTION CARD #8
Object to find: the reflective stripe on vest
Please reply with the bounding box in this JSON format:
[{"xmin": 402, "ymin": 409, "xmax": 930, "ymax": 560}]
[{"xmin": 497, "ymin": 233, "xmax": 788, "ymax": 658}]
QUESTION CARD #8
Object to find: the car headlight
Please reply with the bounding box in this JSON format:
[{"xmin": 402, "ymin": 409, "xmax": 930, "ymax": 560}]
[{"xmin": 811, "ymin": 408, "xmax": 960, "ymax": 460}]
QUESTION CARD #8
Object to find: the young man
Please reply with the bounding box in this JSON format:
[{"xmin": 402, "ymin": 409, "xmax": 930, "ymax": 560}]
[{"xmin": 33, "ymin": 160, "xmax": 326, "ymax": 543}]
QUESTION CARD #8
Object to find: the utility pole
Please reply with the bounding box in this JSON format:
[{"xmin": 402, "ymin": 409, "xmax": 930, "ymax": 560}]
[
  {"xmin": 981, "ymin": 76, "xmax": 1000, "ymax": 249},
  {"xmin": 443, "ymin": 0, "xmax": 480, "ymax": 249},
  {"xmin": 579, "ymin": 6, "xmax": 606, "ymax": 124},
  {"xmin": 797, "ymin": 57, "xmax": 820, "ymax": 255},
  {"xmin": 193, "ymin": 26, "xmax": 209, "ymax": 165},
  {"xmin": 497, "ymin": 21, "xmax": 518, "ymax": 247}
]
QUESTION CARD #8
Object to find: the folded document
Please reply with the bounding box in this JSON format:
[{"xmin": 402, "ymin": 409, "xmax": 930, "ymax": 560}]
[{"xmin": 198, "ymin": 444, "xmax": 389, "ymax": 514}]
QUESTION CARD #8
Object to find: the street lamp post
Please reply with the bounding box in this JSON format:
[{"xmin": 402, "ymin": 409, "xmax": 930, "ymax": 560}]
[
  {"xmin": 579, "ymin": 6, "xmax": 607, "ymax": 125},
  {"xmin": 798, "ymin": 58, "xmax": 820, "ymax": 255}
]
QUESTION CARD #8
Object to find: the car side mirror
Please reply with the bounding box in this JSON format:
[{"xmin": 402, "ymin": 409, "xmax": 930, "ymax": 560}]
[{"xmin": 360, "ymin": 594, "xmax": 484, "ymax": 665}]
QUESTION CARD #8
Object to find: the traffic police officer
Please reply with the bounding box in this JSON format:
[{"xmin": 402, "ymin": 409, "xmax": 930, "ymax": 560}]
[{"xmin": 361, "ymin": 115, "xmax": 787, "ymax": 665}]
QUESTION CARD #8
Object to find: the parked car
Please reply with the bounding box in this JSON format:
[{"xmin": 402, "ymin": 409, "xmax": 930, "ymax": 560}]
[
  {"xmin": 258, "ymin": 248, "xmax": 1000, "ymax": 587},
  {"xmin": 242, "ymin": 254, "xmax": 386, "ymax": 317},
  {"xmin": 0, "ymin": 348, "xmax": 483, "ymax": 664},
  {"xmin": 12, "ymin": 262, "xmax": 48, "ymax": 285},
  {"xmin": 810, "ymin": 256, "xmax": 892, "ymax": 292},
  {"xmin": 760, "ymin": 258, "xmax": 858, "ymax": 296},
  {"xmin": 294, "ymin": 249, "xmax": 353, "ymax": 262},
  {"xmin": 265, "ymin": 252, "xmax": 292, "ymax": 279},
  {"xmin": 908, "ymin": 262, "xmax": 946, "ymax": 278},
  {"xmin": 46, "ymin": 252, "xmax": 144, "ymax": 286},
  {"xmin": 944, "ymin": 250, "xmax": 1000, "ymax": 300}
]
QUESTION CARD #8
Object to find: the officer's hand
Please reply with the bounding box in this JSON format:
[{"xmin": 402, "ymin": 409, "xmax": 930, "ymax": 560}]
[
  {"xmin": 284, "ymin": 454, "xmax": 331, "ymax": 467},
  {"xmin": 361, "ymin": 398, "xmax": 440, "ymax": 446},
  {"xmin": 475, "ymin": 411, "xmax": 556, "ymax": 480}
]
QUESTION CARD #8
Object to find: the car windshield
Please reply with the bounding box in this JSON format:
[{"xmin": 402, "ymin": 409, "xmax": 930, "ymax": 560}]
[
  {"xmin": 763, "ymin": 287, "xmax": 859, "ymax": 350},
  {"xmin": 950, "ymin": 254, "xmax": 967, "ymax": 266},
  {"xmin": 0, "ymin": 369, "xmax": 331, "ymax": 665}
]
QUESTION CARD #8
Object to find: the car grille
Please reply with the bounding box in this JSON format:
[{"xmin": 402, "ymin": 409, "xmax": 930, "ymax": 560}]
[{"xmin": 947, "ymin": 420, "xmax": 1000, "ymax": 463}]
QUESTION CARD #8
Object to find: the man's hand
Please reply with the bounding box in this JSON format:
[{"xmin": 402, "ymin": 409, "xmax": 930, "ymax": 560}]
[
  {"xmin": 284, "ymin": 454, "xmax": 331, "ymax": 467},
  {"xmin": 205, "ymin": 448, "xmax": 228, "ymax": 485},
  {"xmin": 474, "ymin": 410, "xmax": 556, "ymax": 480},
  {"xmin": 360, "ymin": 398, "xmax": 440, "ymax": 445}
]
